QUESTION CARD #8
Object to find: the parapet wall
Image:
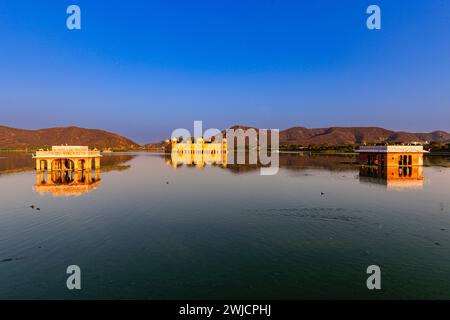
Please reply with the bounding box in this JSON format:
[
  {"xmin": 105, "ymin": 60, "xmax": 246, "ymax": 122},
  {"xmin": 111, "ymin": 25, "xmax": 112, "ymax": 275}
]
[{"xmin": 52, "ymin": 146, "xmax": 89, "ymax": 152}]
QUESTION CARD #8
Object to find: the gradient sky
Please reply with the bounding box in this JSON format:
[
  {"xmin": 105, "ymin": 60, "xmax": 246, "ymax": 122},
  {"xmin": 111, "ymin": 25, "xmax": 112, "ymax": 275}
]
[{"xmin": 0, "ymin": 0, "xmax": 449, "ymax": 143}]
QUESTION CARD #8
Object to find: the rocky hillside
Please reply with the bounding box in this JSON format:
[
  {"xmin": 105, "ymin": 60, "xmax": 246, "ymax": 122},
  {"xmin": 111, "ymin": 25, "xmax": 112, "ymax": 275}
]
[
  {"xmin": 226, "ymin": 125, "xmax": 450, "ymax": 145},
  {"xmin": 0, "ymin": 126, "xmax": 139, "ymax": 150}
]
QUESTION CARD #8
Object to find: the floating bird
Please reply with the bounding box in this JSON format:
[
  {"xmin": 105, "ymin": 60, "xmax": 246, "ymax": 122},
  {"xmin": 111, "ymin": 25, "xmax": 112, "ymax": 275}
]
[
  {"xmin": 30, "ymin": 205, "xmax": 35, "ymax": 209},
  {"xmin": 36, "ymin": 208, "xmax": 40, "ymax": 211},
  {"xmin": 321, "ymin": 192, "xmax": 325, "ymax": 196},
  {"xmin": 166, "ymin": 181, "xmax": 169, "ymax": 184}
]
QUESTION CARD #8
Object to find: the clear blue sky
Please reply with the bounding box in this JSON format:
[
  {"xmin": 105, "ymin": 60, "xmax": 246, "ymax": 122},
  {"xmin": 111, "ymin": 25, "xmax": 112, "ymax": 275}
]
[{"xmin": 0, "ymin": 0, "xmax": 449, "ymax": 143}]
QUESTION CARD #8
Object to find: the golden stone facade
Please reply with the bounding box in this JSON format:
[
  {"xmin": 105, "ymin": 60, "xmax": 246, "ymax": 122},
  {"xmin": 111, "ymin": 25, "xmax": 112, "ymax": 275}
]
[{"xmin": 33, "ymin": 146, "xmax": 101, "ymax": 171}]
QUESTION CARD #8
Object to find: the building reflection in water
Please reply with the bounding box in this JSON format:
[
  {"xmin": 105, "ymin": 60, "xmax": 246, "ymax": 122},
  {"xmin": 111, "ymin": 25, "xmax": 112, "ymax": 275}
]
[
  {"xmin": 30, "ymin": 152, "xmax": 139, "ymax": 197},
  {"xmin": 35, "ymin": 169, "xmax": 101, "ymax": 197},
  {"xmin": 359, "ymin": 165, "xmax": 424, "ymax": 189},
  {"xmin": 165, "ymin": 149, "xmax": 266, "ymax": 171},
  {"xmin": 165, "ymin": 152, "xmax": 227, "ymax": 168}
]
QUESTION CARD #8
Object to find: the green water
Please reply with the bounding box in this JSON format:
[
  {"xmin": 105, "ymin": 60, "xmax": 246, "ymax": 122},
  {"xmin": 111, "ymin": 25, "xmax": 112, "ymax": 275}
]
[{"xmin": 0, "ymin": 152, "xmax": 449, "ymax": 299}]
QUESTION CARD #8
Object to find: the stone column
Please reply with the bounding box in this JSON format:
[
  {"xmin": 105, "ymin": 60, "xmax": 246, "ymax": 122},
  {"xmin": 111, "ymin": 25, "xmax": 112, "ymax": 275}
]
[
  {"xmin": 47, "ymin": 159, "xmax": 53, "ymax": 171},
  {"xmin": 74, "ymin": 159, "xmax": 79, "ymax": 171},
  {"xmin": 86, "ymin": 158, "xmax": 92, "ymax": 170},
  {"xmin": 36, "ymin": 159, "xmax": 41, "ymax": 171},
  {"xmin": 95, "ymin": 157, "xmax": 101, "ymax": 169}
]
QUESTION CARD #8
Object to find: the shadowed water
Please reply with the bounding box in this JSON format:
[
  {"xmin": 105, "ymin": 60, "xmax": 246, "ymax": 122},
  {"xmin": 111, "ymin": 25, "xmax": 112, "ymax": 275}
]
[{"xmin": 0, "ymin": 152, "xmax": 449, "ymax": 299}]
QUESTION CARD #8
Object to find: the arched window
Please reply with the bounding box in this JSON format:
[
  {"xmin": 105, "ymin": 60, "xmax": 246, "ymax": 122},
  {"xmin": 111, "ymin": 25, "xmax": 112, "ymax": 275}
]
[{"xmin": 408, "ymin": 155, "xmax": 412, "ymax": 165}]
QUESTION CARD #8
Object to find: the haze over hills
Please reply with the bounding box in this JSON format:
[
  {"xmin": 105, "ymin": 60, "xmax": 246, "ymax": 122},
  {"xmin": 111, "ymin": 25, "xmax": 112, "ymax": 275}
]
[{"xmin": 0, "ymin": 126, "xmax": 138, "ymax": 149}]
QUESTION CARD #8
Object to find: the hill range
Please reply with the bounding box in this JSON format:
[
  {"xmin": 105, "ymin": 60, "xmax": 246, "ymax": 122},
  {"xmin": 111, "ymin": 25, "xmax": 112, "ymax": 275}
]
[
  {"xmin": 226, "ymin": 125, "xmax": 450, "ymax": 146},
  {"xmin": 279, "ymin": 126, "xmax": 450, "ymax": 145},
  {"xmin": 1, "ymin": 125, "xmax": 449, "ymax": 150},
  {"xmin": 0, "ymin": 126, "xmax": 138, "ymax": 150}
]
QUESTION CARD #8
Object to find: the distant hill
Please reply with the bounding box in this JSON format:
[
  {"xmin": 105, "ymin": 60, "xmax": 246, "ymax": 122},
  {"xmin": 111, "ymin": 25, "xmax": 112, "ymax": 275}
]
[
  {"xmin": 0, "ymin": 126, "xmax": 139, "ymax": 150},
  {"xmin": 227, "ymin": 125, "xmax": 450, "ymax": 145},
  {"xmin": 143, "ymin": 141, "xmax": 165, "ymax": 151},
  {"xmin": 4, "ymin": 124, "xmax": 449, "ymax": 150}
]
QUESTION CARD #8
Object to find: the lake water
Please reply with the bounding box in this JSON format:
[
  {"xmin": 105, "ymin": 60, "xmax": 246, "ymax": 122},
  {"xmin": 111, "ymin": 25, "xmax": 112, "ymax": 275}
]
[{"xmin": 0, "ymin": 152, "xmax": 449, "ymax": 299}]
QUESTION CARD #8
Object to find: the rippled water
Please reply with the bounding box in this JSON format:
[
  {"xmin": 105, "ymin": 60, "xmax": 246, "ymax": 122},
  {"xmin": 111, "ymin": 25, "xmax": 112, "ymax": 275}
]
[{"xmin": 0, "ymin": 152, "xmax": 449, "ymax": 299}]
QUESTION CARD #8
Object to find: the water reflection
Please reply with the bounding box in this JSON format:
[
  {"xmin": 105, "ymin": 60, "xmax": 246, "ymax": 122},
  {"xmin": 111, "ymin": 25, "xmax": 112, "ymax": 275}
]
[
  {"xmin": 1, "ymin": 152, "xmax": 450, "ymax": 299},
  {"xmin": 28, "ymin": 153, "xmax": 137, "ymax": 197},
  {"xmin": 359, "ymin": 165, "xmax": 424, "ymax": 189},
  {"xmin": 165, "ymin": 150, "xmax": 428, "ymax": 190},
  {"xmin": 35, "ymin": 169, "xmax": 101, "ymax": 197},
  {"xmin": 165, "ymin": 149, "xmax": 227, "ymax": 168},
  {"xmin": 165, "ymin": 151, "xmax": 358, "ymax": 174}
]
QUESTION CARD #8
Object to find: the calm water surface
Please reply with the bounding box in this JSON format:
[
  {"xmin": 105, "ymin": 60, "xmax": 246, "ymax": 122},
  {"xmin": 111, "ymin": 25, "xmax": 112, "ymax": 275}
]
[{"xmin": 0, "ymin": 152, "xmax": 449, "ymax": 299}]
